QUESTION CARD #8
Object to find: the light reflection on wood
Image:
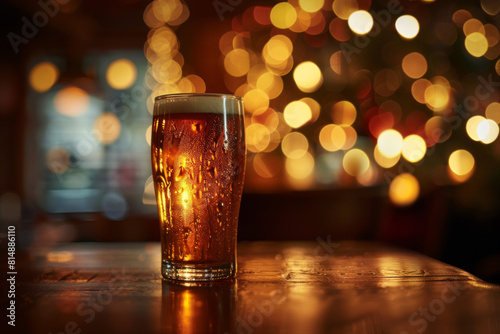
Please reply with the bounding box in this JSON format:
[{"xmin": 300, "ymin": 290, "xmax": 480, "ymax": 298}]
[{"xmin": 17, "ymin": 241, "xmax": 500, "ymax": 334}]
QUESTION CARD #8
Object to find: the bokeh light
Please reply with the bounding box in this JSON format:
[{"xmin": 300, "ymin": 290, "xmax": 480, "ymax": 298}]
[
  {"xmin": 300, "ymin": 98, "xmax": 321, "ymax": 123},
  {"xmin": 256, "ymin": 72, "xmax": 284, "ymax": 99},
  {"xmin": 185, "ymin": 74, "xmax": 206, "ymax": 93},
  {"xmin": 243, "ymin": 89, "xmax": 269, "ymax": 114},
  {"xmin": 305, "ymin": 11, "xmax": 326, "ymax": 35},
  {"xmin": 412, "ymin": 78, "xmax": 432, "ymax": 104},
  {"xmin": 270, "ymin": 2, "xmax": 297, "ymax": 29},
  {"xmin": 332, "ymin": 101, "xmax": 356, "ymax": 126},
  {"xmin": 425, "ymin": 116, "xmax": 452, "ymax": 144},
  {"xmin": 29, "ymin": 62, "xmax": 59, "ymax": 92},
  {"xmin": 262, "ymin": 34, "xmax": 294, "ymax": 75},
  {"xmin": 424, "ymin": 82, "xmax": 450, "ymax": 112},
  {"xmin": 329, "ymin": 18, "xmax": 351, "ymax": 43},
  {"xmin": 293, "ymin": 61, "xmax": 323, "ymax": 93},
  {"xmin": 152, "ymin": 59, "xmax": 182, "ymax": 84},
  {"xmin": 224, "ymin": 49, "xmax": 250, "ymax": 77},
  {"xmin": 177, "ymin": 77, "xmax": 195, "ymax": 93},
  {"xmin": 343, "ymin": 149, "xmax": 370, "ymax": 177},
  {"xmin": 246, "ymin": 123, "xmax": 271, "ymax": 152},
  {"xmin": 254, "ymin": 6, "xmax": 272, "ymax": 26},
  {"xmin": 466, "ymin": 115, "xmax": 486, "ymax": 141},
  {"xmin": 340, "ymin": 125, "xmax": 357, "ymax": 150},
  {"xmin": 144, "ymin": 3, "xmax": 162, "ymax": 29},
  {"xmin": 453, "ymin": 9, "xmax": 472, "ymax": 27},
  {"xmin": 253, "ymin": 153, "xmax": 281, "ymax": 178},
  {"xmin": 264, "ymin": 131, "xmax": 282, "ymax": 152},
  {"xmin": 449, "ymin": 149, "xmax": 475, "ymax": 176},
  {"xmin": 263, "ymin": 35, "xmax": 293, "ymax": 63},
  {"xmin": 481, "ymin": 0, "xmax": 500, "ymax": 16},
  {"xmin": 389, "ymin": 173, "xmax": 420, "ymax": 206},
  {"xmin": 477, "ymin": 119, "xmax": 499, "ymax": 144},
  {"xmin": 106, "ymin": 59, "xmax": 137, "ymax": 90},
  {"xmin": 285, "ymin": 152, "xmax": 315, "ymax": 179},
  {"xmin": 357, "ymin": 165, "xmax": 378, "ymax": 186},
  {"xmin": 54, "ymin": 86, "xmax": 90, "ymax": 117},
  {"xmin": 402, "ymin": 135, "xmax": 427, "ymax": 163},
  {"xmin": 374, "ymin": 145, "xmax": 400, "ymax": 168},
  {"xmin": 369, "ymin": 112, "xmax": 391, "ymax": 136},
  {"xmin": 152, "ymin": 0, "xmax": 188, "ymax": 25},
  {"xmin": 251, "ymin": 107, "xmax": 279, "ymax": 131},
  {"xmin": 402, "ymin": 52, "xmax": 427, "ymax": 79},
  {"xmin": 395, "ymin": 15, "xmax": 420, "ymax": 39},
  {"xmin": 141, "ymin": 0, "xmax": 500, "ymax": 197},
  {"xmin": 463, "ymin": 19, "xmax": 483, "ymax": 36},
  {"xmin": 94, "ymin": 113, "xmax": 122, "ymax": 145},
  {"xmin": 281, "ymin": 132, "xmax": 309, "ymax": 159},
  {"xmin": 319, "ymin": 124, "xmax": 346, "ymax": 152},
  {"xmin": 484, "ymin": 24, "xmax": 500, "ymax": 47},
  {"xmin": 284, "ymin": 100, "xmax": 312, "ymax": 128},
  {"xmin": 47, "ymin": 251, "xmax": 74, "ymax": 263},
  {"xmin": 332, "ymin": 0, "xmax": 359, "ymax": 20},
  {"xmin": 348, "ymin": 10, "xmax": 373, "ymax": 35},
  {"xmin": 149, "ymin": 26, "xmax": 178, "ymax": 56},
  {"xmin": 485, "ymin": 102, "xmax": 500, "ymax": 123},
  {"xmin": 377, "ymin": 129, "xmax": 403, "ymax": 158},
  {"xmin": 465, "ymin": 32, "xmax": 489, "ymax": 57},
  {"xmin": 299, "ymin": 0, "xmax": 324, "ymax": 13},
  {"xmin": 290, "ymin": 8, "xmax": 312, "ymax": 33},
  {"xmin": 448, "ymin": 167, "xmax": 474, "ymax": 184}
]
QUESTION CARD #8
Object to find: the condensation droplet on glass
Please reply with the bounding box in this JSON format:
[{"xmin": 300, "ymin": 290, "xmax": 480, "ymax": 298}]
[
  {"xmin": 175, "ymin": 166, "xmax": 186, "ymax": 181},
  {"xmin": 191, "ymin": 122, "xmax": 202, "ymax": 133},
  {"xmin": 183, "ymin": 226, "xmax": 191, "ymax": 238},
  {"xmin": 207, "ymin": 166, "xmax": 217, "ymax": 178}
]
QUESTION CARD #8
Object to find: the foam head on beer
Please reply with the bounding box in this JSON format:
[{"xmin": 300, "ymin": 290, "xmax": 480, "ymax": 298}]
[{"xmin": 154, "ymin": 93, "xmax": 242, "ymax": 115}]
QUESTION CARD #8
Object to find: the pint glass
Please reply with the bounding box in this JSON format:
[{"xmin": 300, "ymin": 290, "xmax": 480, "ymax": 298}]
[{"xmin": 152, "ymin": 93, "xmax": 245, "ymax": 281}]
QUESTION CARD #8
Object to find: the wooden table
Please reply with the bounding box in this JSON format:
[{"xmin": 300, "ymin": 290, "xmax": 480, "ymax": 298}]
[{"xmin": 14, "ymin": 241, "xmax": 500, "ymax": 333}]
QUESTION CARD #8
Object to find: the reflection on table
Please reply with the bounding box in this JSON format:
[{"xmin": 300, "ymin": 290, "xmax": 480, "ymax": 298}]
[{"xmin": 17, "ymin": 241, "xmax": 500, "ymax": 333}]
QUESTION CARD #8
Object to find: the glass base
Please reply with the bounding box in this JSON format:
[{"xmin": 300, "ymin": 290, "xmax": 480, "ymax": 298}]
[{"xmin": 162, "ymin": 260, "xmax": 236, "ymax": 281}]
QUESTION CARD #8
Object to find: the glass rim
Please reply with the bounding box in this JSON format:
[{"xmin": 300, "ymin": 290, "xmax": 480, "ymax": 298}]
[{"xmin": 155, "ymin": 93, "xmax": 242, "ymax": 102}]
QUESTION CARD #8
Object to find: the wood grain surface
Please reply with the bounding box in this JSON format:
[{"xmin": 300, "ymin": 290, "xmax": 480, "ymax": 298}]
[{"xmin": 13, "ymin": 241, "xmax": 500, "ymax": 334}]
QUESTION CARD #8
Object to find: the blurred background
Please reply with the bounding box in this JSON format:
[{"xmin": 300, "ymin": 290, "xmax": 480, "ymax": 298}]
[{"xmin": 1, "ymin": 0, "xmax": 500, "ymax": 283}]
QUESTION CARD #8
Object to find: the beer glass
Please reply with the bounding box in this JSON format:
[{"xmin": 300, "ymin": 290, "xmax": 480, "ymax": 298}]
[{"xmin": 152, "ymin": 93, "xmax": 245, "ymax": 281}]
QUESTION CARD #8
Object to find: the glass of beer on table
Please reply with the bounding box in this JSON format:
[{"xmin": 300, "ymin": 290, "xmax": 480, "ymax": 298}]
[{"xmin": 151, "ymin": 93, "xmax": 246, "ymax": 281}]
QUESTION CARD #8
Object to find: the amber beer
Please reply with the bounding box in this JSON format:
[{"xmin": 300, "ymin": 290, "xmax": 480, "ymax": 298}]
[{"xmin": 152, "ymin": 93, "xmax": 245, "ymax": 281}]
